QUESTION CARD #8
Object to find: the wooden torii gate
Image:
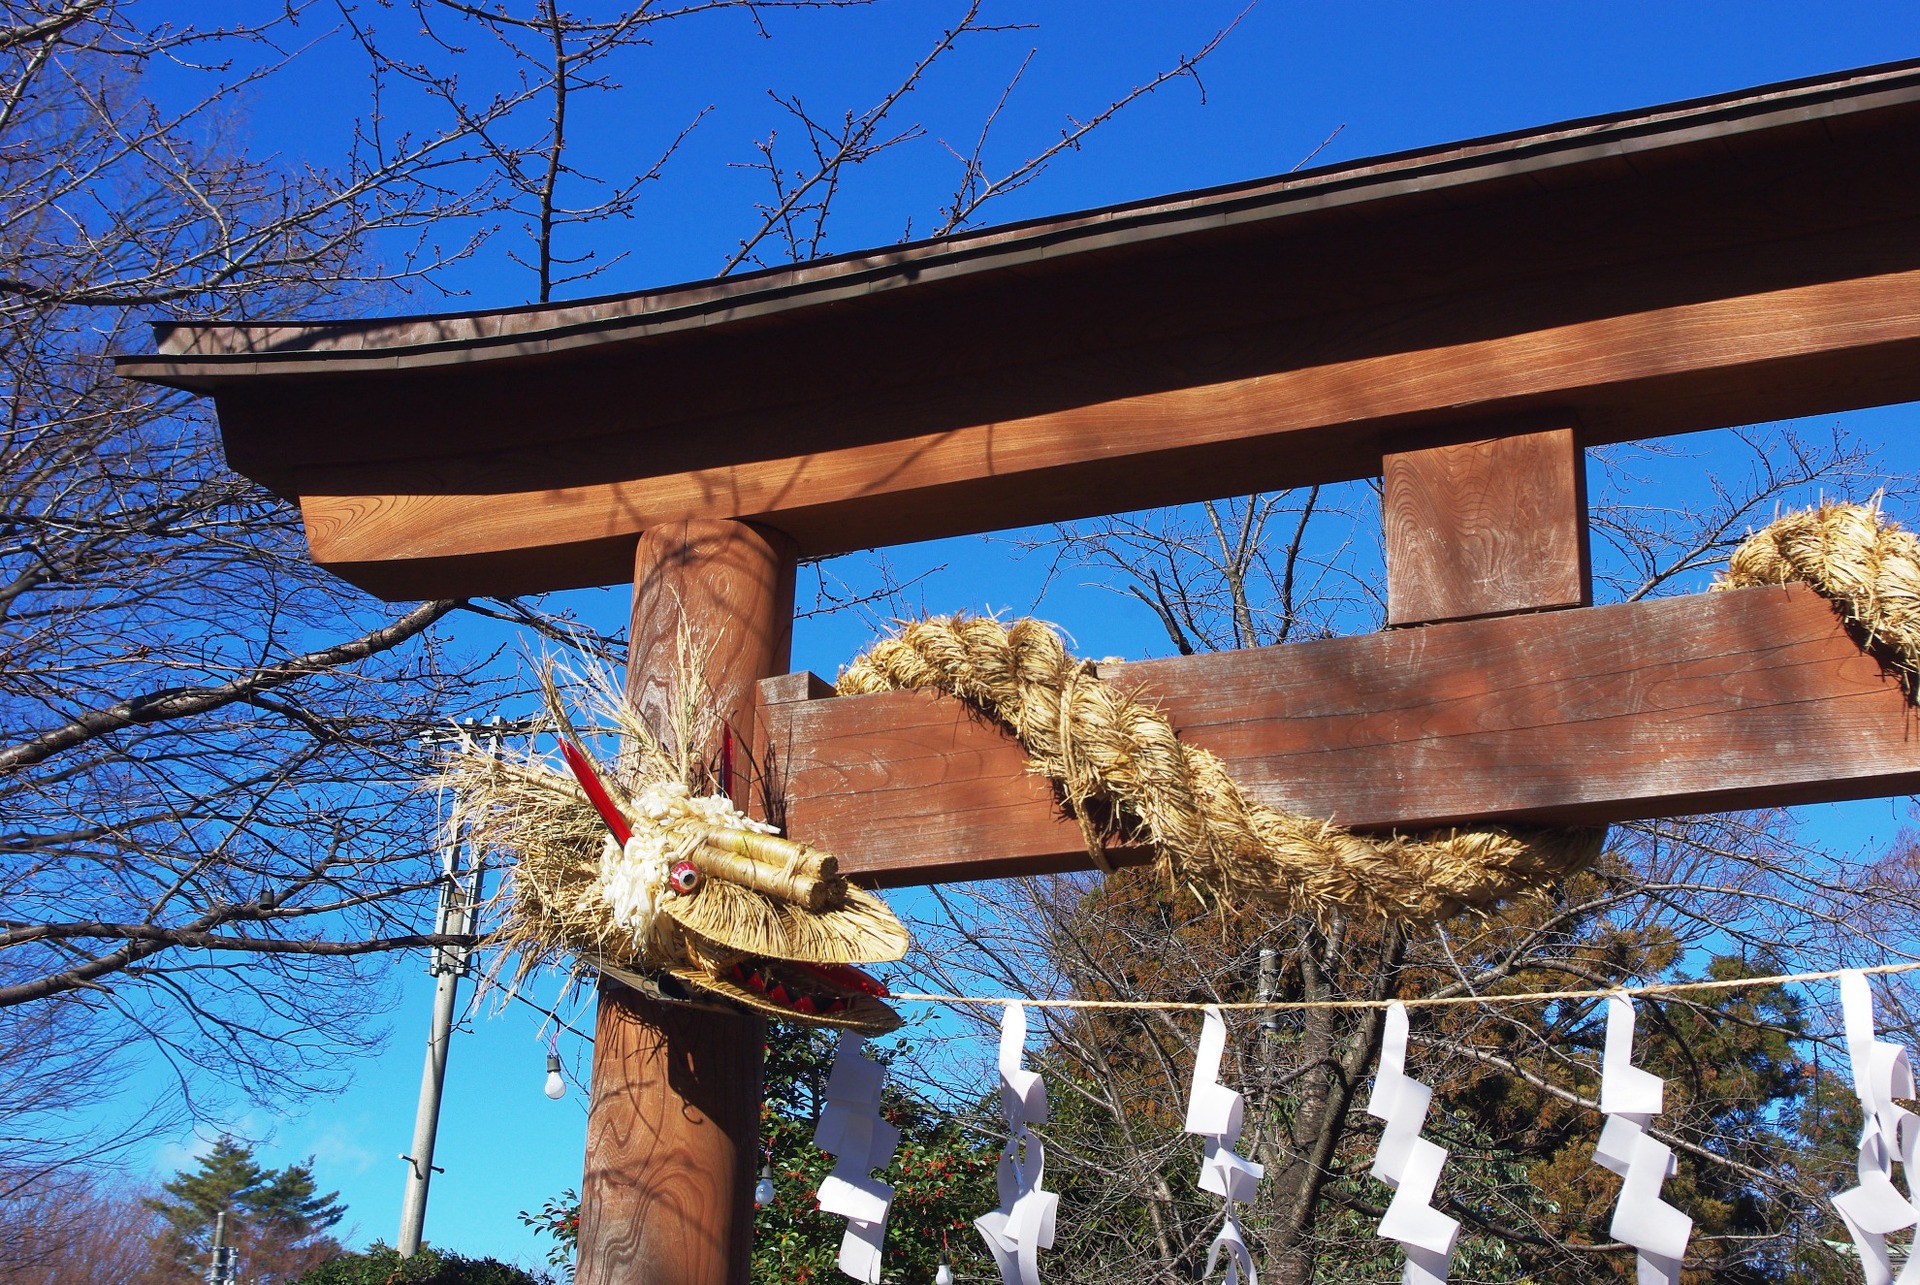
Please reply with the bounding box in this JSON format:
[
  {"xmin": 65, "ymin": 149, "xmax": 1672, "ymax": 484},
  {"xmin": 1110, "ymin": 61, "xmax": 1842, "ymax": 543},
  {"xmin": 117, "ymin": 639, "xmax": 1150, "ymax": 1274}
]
[{"xmin": 122, "ymin": 57, "xmax": 1920, "ymax": 1285}]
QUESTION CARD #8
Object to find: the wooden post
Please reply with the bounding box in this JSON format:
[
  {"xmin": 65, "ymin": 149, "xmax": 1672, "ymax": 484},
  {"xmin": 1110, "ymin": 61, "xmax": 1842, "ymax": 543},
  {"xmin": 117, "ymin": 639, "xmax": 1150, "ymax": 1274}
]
[
  {"xmin": 575, "ymin": 519, "xmax": 797, "ymax": 1285},
  {"xmin": 1383, "ymin": 423, "xmax": 1590, "ymax": 626}
]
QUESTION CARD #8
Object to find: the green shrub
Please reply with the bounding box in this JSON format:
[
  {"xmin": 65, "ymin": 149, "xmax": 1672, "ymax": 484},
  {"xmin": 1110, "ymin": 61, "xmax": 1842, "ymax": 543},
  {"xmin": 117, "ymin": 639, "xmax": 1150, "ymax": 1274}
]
[{"xmin": 294, "ymin": 1241, "xmax": 551, "ymax": 1285}]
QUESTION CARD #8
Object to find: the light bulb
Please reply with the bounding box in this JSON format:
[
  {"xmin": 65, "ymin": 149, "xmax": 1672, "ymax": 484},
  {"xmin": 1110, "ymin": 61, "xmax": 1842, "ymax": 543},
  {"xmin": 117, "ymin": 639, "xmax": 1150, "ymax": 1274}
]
[
  {"xmin": 935, "ymin": 1264, "xmax": 954, "ymax": 1285},
  {"xmin": 543, "ymin": 1052, "xmax": 566, "ymax": 1100},
  {"xmin": 754, "ymin": 1164, "xmax": 776, "ymax": 1207}
]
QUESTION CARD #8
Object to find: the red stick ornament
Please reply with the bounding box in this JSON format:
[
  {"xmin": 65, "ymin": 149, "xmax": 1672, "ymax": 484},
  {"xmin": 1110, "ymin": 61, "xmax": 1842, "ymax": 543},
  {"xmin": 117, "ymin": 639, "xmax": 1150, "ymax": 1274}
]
[{"xmin": 559, "ymin": 740, "xmax": 632, "ymax": 846}]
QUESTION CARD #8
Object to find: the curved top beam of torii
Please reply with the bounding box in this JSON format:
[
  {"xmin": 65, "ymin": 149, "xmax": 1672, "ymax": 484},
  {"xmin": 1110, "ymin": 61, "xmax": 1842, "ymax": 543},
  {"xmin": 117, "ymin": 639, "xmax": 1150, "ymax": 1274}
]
[{"xmin": 119, "ymin": 56, "xmax": 1920, "ymax": 601}]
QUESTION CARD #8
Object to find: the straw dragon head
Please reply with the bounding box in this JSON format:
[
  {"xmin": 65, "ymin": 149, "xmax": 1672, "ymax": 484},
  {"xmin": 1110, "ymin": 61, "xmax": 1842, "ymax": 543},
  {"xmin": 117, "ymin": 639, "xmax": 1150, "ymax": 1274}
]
[
  {"xmin": 561, "ymin": 745, "xmax": 908, "ymax": 1033},
  {"xmin": 446, "ymin": 675, "xmax": 909, "ymax": 1035}
]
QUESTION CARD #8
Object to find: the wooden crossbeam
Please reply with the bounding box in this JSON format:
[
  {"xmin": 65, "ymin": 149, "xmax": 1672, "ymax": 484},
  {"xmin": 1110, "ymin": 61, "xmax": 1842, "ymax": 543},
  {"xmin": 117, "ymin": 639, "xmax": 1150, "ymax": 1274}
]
[{"xmin": 762, "ymin": 584, "xmax": 1918, "ymax": 887}]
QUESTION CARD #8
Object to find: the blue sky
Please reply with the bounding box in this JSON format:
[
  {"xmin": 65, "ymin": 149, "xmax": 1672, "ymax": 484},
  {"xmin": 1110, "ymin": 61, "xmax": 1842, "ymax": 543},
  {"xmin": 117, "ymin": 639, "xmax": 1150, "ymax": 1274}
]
[{"xmin": 124, "ymin": 0, "xmax": 1920, "ymax": 1272}]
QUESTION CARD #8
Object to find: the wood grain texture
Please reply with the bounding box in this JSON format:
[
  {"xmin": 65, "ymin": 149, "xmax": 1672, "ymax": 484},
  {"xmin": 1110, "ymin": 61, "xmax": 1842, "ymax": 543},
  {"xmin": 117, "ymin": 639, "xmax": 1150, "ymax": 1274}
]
[
  {"xmin": 576, "ymin": 520, "xmax": 796, "ymax": 1285},
  {"xmin": 299, "ymin": 266, "xmax": 1920, "ymax": 598},
  {"xmin": 765, "ymin": 585, "xmax": 1920, "ymax": 886},
  {"xmin": 575, "ymin": 983, "xmax": 765, "ymax": 1285},
  {"xmin": 627, "ymin": 519, "xmax": 797, "ymax": 813},
  {"xmin": 1384, "ymin": 425, "xmax": 1590, "ymax": 624},
  {"xmin": 760, "ymin": 685, "xmax": 1146, "ymax": 885}
]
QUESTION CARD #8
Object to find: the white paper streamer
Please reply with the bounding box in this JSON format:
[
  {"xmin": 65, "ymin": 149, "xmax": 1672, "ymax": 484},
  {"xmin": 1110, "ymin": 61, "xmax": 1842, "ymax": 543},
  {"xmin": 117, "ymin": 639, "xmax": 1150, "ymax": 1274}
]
[
  {"xmin": 1832, "ymin": 970, "xmax": 1920, "ymax": 1285},
  {"xmin": 1365, "ymin": 1001, "xmax": 1459, "ymax": 1285},
  {"xmin": 813, "ymin": 1033, "xmax": 900, "ymax": 1283},
  {"xmin": 1591, "ymin": 994, "xmax": 1691, "ymax": 1285},
  {"xmin": 976, "ymin": 1002, "xmax": 1058, "ymax": 1285},
  {"xmin": 1185, "ymin": 1006, "xmax": 1264, "ymax": 1284}
]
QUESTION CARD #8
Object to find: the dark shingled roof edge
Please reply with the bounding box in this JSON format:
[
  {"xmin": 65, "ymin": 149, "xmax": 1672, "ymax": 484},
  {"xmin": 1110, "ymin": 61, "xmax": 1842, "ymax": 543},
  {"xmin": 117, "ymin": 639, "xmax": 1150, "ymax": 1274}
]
[{"xmin": 116, "ymin": 54, "xmax": 1920, "ymax": 384}]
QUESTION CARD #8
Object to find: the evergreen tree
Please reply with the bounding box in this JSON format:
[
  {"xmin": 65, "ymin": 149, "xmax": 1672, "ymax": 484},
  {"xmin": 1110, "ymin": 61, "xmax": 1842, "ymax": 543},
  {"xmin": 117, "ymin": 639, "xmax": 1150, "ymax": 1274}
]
[
  {"xmin": 147, "ymin": 1137, "xmax": 346, "ymax": 1284},
  {"xmin": 251, "ymin": 1162, "xmax": 350, "ymax": 1251},
  {"xmin": 148, "ymin": 1137, "xmax": 267, "ymax": 1266},
  {"xmin": 751, "ymin": 1022, "xmax": 998, "ymax": 1284}
]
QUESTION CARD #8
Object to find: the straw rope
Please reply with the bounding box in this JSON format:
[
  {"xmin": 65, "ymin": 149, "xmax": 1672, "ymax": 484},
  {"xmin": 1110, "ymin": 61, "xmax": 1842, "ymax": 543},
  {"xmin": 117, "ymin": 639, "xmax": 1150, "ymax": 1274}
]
[
  {"xmin": 885, "ymin": 956, "xmax": 1920, "ymax": 1012},
  {"xmin": 839, "ymin": 617, "xmax": 1605, "ymax": 924},
  {"xmin": 1715, "ymin": 498, "xmax": 1920, "ymax": 690},
  {"xmin": 839, "ymin": 500, "xmax": 1920, "ymax": 927}
]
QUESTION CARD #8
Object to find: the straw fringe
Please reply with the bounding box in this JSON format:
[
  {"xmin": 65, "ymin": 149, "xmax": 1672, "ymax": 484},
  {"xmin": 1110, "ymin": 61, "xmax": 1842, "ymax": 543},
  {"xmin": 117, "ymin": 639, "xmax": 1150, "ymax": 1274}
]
[
  {"xmin": 837, "ymin": 500, "xmax": 1920, "ymax": 926},
  {"xmin": 661, "ymin": 877, "xmax": 910, "ymax": 965}
]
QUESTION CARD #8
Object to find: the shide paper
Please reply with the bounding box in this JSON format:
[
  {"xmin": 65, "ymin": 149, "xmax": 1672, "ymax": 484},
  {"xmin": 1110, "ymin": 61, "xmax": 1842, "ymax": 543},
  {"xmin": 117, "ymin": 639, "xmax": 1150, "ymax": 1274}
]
[
  {"xmin": 813, "ymin": 1033, "xmax": 899, "ymax": 1283},
  {"xmin": 977, "ymin": 1002, "xmax": 1058, "ymax": 1285},
  {"xmin": 1184, "ymin": 1006, "xmax": 1264, "ymax": 1284},
  {"xmin": 1592, "ymin": 994, "xmax": 1691, "ymax": 1285},
  {"xmin": 1832, "ymin": 970, "xmax": 1920, "ymax": 1285},
  {"xmin": 1365, "ymin": 1002, "xmax": 1460, "ymax": 1285}
]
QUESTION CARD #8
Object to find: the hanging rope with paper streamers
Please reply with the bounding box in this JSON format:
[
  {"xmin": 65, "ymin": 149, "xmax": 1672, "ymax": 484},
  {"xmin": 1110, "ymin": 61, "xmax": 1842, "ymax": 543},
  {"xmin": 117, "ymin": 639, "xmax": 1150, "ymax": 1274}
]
[
  {"xmin": 1833, "ymin": 970, "xmax": 1920, "ymax": 1285},
  {"xmin": 813, "ymin": 1033, "xmax": 899, "ymax": 1284},
  {"xmin": 1365, "ymin": 1002, "xmax": 1459, "ymax": 1285},
  {"xmin": 888, "ymin": 954, "xmax": 1920, "ymax": 1012},
  {"xmin": 1592, "ymin": 995, "xmax": 1692, "ymax": 1285},
  {"xmin": 976, "ymin": 1003, "xmax": 1058, "ymax": 1285},
  {"xmin": 1185, "ymin": 1007, "xmax": 1264, "ymax": 1284},
  {"xmin": 803, "ymin": 965, "xmax": 1920, "ymax": 1283}
]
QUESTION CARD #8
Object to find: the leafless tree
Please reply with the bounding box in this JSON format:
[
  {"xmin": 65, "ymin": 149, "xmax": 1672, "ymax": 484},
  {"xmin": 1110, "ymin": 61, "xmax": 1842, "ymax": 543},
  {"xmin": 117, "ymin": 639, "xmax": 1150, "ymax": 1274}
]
[
  {"xmin": 362, "ymin": 1, "xmax": 874, "ymax": 301},
  {"xmin": 0, "ymin": 1167, "xmax": 171, "ymax": 1285},
  {"xmin": 0, "ymin": 0, "xmax": 1248, "ymax": 1181},
  {"xmin": 0, "ymin": 0, "xmax": 515, "ymax": 1177},
  {"xmin": 726, "ymin": 1, "xmax": 1249, "ymax": 269}
]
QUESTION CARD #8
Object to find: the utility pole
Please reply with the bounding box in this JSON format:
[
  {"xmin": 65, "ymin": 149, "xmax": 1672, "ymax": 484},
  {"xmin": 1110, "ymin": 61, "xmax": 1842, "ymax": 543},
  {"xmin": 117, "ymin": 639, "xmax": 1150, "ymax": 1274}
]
[
  {"xmin": 397, "ymin": 718, "xmax": 504, "ymax": 1257},
  {"xmin": 205, "ymin": 1210, "xmax": 236, "ymax": 1285},
  {"xmin": 1258, "ymin": 947, "xmax": 1280, "ymax": 1038}
]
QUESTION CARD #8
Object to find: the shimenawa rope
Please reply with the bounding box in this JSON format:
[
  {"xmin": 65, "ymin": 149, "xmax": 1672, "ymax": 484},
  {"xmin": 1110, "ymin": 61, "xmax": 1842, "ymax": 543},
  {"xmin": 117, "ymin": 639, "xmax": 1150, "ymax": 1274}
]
[{"xmin": 838, "ymin": 500, "xmax": 1920, "ymax": 928}]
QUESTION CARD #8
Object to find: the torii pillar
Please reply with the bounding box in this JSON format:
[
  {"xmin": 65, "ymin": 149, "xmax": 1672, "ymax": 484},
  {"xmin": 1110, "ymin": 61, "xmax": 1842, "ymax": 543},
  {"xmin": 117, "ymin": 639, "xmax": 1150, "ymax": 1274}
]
[{"xmin": 577, "ymin": 520, "xmax": 796, "ymax": 1285}]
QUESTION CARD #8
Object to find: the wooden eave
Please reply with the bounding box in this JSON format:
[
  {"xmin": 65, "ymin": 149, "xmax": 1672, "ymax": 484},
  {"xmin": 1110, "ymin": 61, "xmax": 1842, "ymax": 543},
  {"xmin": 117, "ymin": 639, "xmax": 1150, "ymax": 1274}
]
[{"xmin": 116, "ymin": 57, "xmax": 1920, "ymax": 599}]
